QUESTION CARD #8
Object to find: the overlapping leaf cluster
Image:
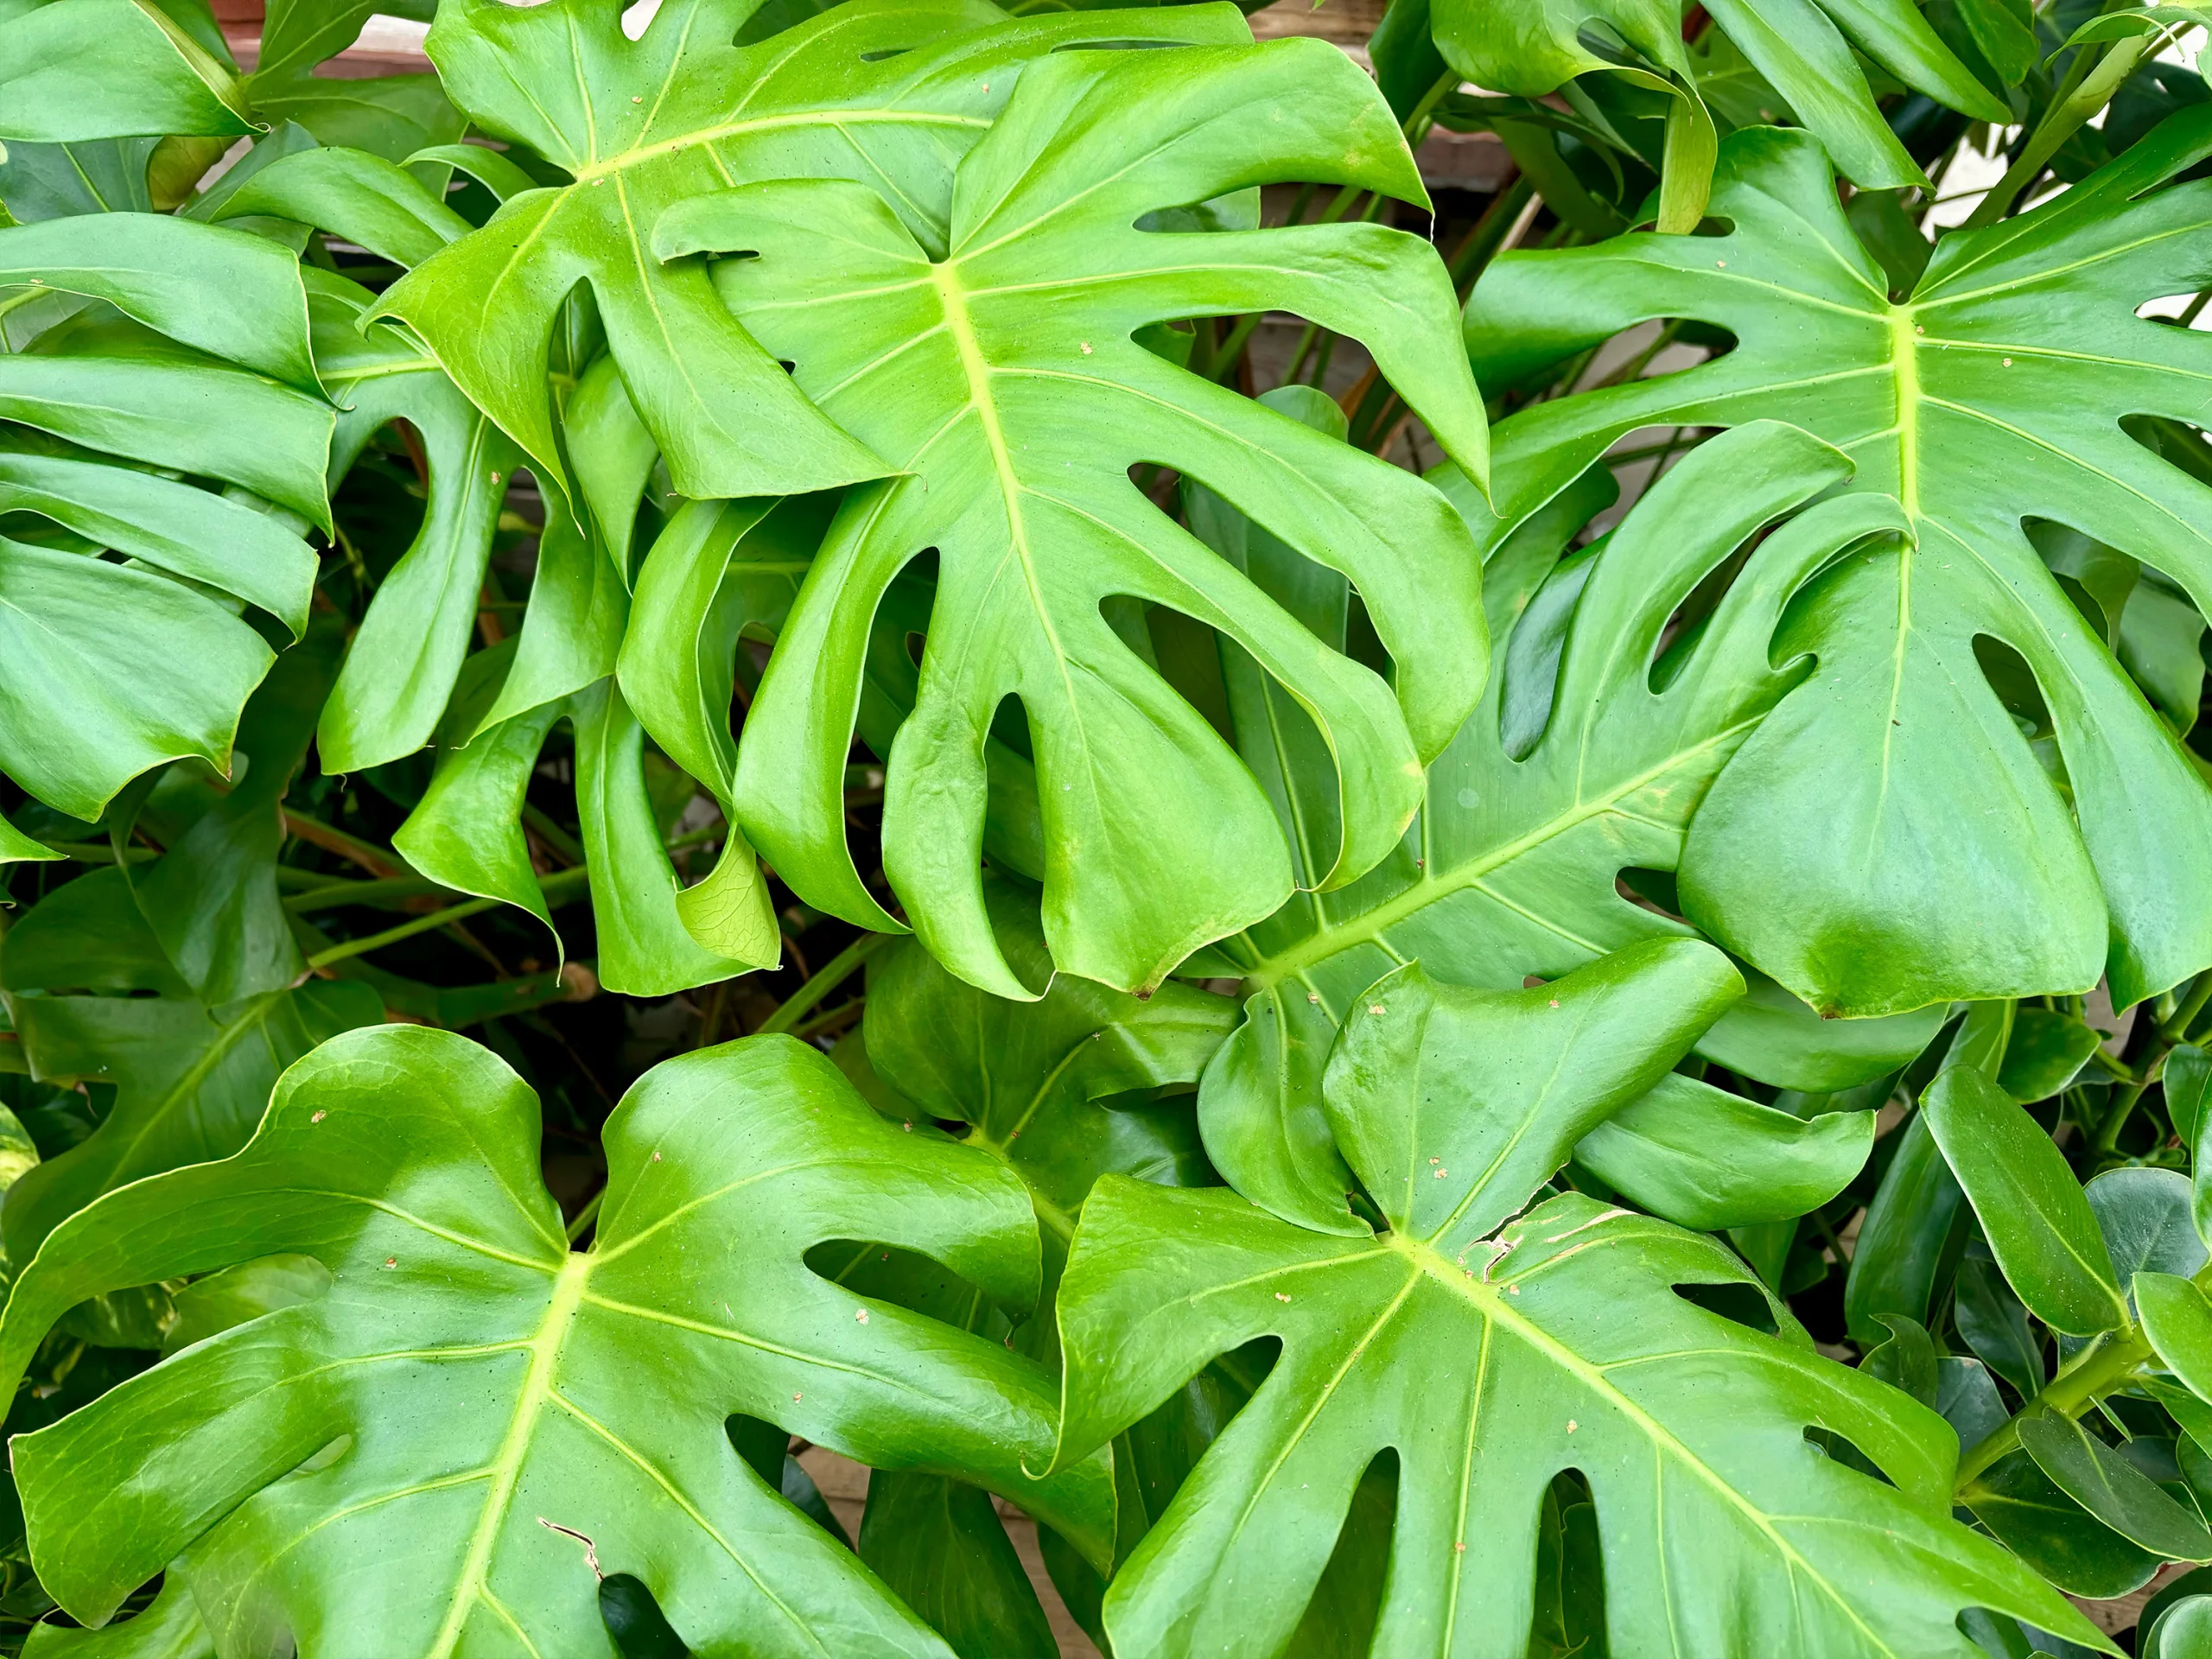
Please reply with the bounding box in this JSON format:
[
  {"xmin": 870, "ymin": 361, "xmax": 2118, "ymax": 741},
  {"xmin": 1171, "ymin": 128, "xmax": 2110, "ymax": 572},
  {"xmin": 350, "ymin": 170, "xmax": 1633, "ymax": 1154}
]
[{"xmin": 6, "ymin": 0, "xmax": 2212, "ymax": 1653}]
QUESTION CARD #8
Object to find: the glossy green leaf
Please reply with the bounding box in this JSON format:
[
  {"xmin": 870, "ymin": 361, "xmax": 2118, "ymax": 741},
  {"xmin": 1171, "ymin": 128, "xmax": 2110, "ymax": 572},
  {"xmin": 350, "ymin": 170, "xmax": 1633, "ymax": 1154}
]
[
  {"xmin": 1198, "ymin": 421, "xmax": 1926, "ymax": 1230},
  {"xmin": 2088, "ymin": 1168, "xmax": 2208, "ymax": 1290},
  {"xmin": 1925, "ymin": 1065, "xmax": 2130, "ymax": 1336},
  {"xmin": 1999, "ymin": 1009, "xmax": 2103, "ymax": 1103},
  {"xmin": 1570, "ymin": 1072, "xmax": 1875, "ymax": 1231},
  {"xmin": 0, "ymin": 0, "xmax": 252, "ymax": 143},
  {"xmin": 1962, "ymin": 1449, "xmax": 2164, "ymax": 1600},
  {"xmin": 1461, "ymin": 115, "xmax": 2212, "ymax": 1015},
  {"xmin": 0, "ymin": 1027, "xmax": 1110, "ymax": 1649},
  {"xmin": 1053, "ymin": 940, "xmax": 2096, "ymax": 1656},
  {"xmin": 659, "ymin": 36, "xmax": 1488, "ymax": 1000},
  {"xmin": 2139, "ymin": 1272, "xmax": 2212, "ymax": 1407},
  {"xmin": 2147, "ymin": 1593, "xmax": 2212, "ymax": 1659},
  {"xmin": 2018, "ymin": 1411, "xmax": 2212, "ymax": 1560},
  {"xmin": 2171, "ymin": 1044, "xmax": 2212, "ymax": 1148},
  {"xmin": 380, "ymin": 0, "xmax": 1238, "ymax": 500}
]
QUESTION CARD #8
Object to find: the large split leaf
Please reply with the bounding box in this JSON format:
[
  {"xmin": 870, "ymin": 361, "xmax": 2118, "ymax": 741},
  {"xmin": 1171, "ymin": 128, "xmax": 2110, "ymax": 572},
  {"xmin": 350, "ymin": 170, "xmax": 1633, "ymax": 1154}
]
[
  {"xmin": 0, "ymin": 211, "xmax": 331, "ymax": 826},
  {"xmin": 1459, "ymin": 115, "xmax": 2212, "ymax": 1016},
  {"xmin": 662, "ymin": 36, "xmax": 1488, "ymax": 999},
  {"xmin": 0, "ymin": 1027, "xmax": 1111, "ymax": 1653},
  {"xmin": 1195, "ymin": 420, "xmax": 1938, "ymax": 1231},
  {"xmin": 378, "ymin": 0, "xmax": 1238, "ymax": 502},
  {"xmin": 1052, "ymin": 942, "xmax": 2099, "ymax": 1656},
  {"xmin": 1426, "ymin": 0, "xmax": 2004, "ymax": 194}
]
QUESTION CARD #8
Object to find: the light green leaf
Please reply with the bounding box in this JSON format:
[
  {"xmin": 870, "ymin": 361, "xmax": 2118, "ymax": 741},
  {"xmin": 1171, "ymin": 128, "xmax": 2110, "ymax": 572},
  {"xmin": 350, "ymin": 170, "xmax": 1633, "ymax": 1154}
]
[
  {"xmin": 1054, "ymin": 942, "xmax": 2097, "ymax": 1657},
  {"xmin": 0, "ymin": 0, "xmax": 253, "ymax": 143},
  {"xmin": 1463, "ymin": 117, "xmax": 2212, "ymax": 1017},
  {"xmin": 380, "ymin": 0, "xmax": 1233, "ymax": 499},
  {"xmin": 0, "ymin": 1028, "xmax": 1111, "ymax": 1649},
  {"xmin": 1571, "ymin": 1071, "xmax": 1875, "ymax": 1231},
  {"xmin": 658, "ymin": 35, "xmax": 1487, "ymax": 999},
  {"xmin": 2139, "ymin": 1272, "xmax": 2212, "ymax": 1405},
  {"xmin": 1198, "ymin": 421, "xmax": 1928, "ymax": 1230}
]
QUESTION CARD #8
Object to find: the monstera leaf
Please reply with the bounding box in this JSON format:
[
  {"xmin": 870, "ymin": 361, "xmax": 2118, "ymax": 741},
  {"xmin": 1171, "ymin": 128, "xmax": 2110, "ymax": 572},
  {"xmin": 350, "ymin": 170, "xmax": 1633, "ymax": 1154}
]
[
  {"xmin": 1050, "ymin": 941, "xmax": 2100, "ymax": 1657},
  {"xmin": 1426, "ymin": 0, "xmax": 2004, "ymax": 195},
  {"xmin": 376, "ymin": 0, "xmax": 1238, "ymax": 503},
  {"xmin": 1459, "ymin": 115, "xmax": 2212, "ymax": 1018},
  {"xmin": 1194, "ymin": 420, "xmax": 1939, "ymax": 1231},
  {"xmin": 213, "ymin": 147, "xmax": 524, "ymax": 774},
  {"xmin": 660, "ymin": 37, "xmax": 1489, "ymax": 1000},
  {"xmin": 0, "ymin": 0, "xmax": 252, "ymax": 143},
  {"xmin": 0, "ymin": 1027, "xmax": 1112, "ymax": 1653},
  {"xmin": 0, "ymin": 211, "xmax": 331, "ymax": 839}
]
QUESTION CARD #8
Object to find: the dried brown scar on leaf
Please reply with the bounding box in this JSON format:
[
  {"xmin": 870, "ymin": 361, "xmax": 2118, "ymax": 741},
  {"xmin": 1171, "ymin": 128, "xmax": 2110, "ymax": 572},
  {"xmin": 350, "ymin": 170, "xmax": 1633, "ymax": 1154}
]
[
  {"xmin": 1544, "ymin": 1208, "xmax": 1630, "ymax": 1244},
  {"xmin": 538, "ymin": 1517, "xmax": 603, "ymax": 1579}
]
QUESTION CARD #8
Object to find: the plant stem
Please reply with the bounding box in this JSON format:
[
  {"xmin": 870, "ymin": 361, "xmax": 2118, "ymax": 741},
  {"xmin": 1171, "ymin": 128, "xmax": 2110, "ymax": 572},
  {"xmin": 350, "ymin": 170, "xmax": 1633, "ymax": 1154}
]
[
  {"xmin": 305, "ymin": 868, "xmax": 588, "ymax": 969},
  {"xmin": 565, "ymin": 1188, "xmax": 604, "ymax": 1244},
  {"xmin": 1955, "ymin": 1325, "xmax": 2152, "ymax": 1490},
  {"xmin": 756, "ymin": 932, "xmax": 896, "ymax": 1037},
  {"xmin": 1962, "ymin": 33, "xmax": 2154, "ymax": 231}
]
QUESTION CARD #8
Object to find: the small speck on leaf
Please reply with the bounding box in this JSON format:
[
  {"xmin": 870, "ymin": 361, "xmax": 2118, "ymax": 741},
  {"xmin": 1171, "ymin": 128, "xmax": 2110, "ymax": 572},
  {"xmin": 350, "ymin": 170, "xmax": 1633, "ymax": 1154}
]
[
  {"xmin": 1368, "ymin": 1004, "xmax": 1385, "ymax": 1016},
  {"xmin": 1274, "ymin": 1292, "xmax": 1291, "ymax": 1302},
  {"xmin": 383, "ymin": 1257, "xmax": 397, "ymax": 1269},
  {"xmin": 855, "ymin": 1308, "xmax": 870, "ymax": 1325},
  {"xmin": 1567, "ymin": 1419, "xmax": 1578, "ymax": 1433},
  {"xmin": 310, "ymin": 1110, "xmax": 327, "ymax": 1123}
]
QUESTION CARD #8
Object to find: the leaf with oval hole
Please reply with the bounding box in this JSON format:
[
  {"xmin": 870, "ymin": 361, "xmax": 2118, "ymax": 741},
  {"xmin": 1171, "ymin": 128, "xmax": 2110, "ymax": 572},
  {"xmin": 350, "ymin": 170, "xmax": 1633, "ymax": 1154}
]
[
  {"xmin": 1461, "ymin": 115, "xmax": 2212, "ymax": 1017},
  {"xmin": 1052, "ymin": 940, "xmax": 2094, "ymax": 1657},
  {"xmin": 657, "ymin": 35, "xmax": 1490, "ymax": 1001},
  {"xmin": 0, "ymin": 1027, "xmax": 1112, "ymax": 1651}
]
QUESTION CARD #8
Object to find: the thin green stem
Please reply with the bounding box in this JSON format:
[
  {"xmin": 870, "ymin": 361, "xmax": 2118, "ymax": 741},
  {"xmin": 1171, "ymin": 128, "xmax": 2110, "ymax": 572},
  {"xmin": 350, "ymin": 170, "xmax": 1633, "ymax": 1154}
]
[
  {"xmin": 1955, "ymin": 1325, "xmax": 2152, "ymax": 1490},
  {"xmin": 305, "ymin": 868, "xmax": 588, "ymax": 968},
  {"xmin": 756, "ymin": 932, "xmax": 897, "ymax": 1036},
  {"xmin": 565, "ymin": 1189, "xmax": 604, "ymax": 1244},
  {"xmin": 1962, "ymin": 32, "xmax": 2154, "ymax": 230}
]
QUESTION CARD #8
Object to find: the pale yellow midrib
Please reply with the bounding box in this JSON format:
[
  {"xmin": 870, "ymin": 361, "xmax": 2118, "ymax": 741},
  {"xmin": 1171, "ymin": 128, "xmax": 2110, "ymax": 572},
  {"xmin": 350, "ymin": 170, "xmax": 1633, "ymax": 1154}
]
[
  {"xmin": 929, "ymin": 258, "xmax": 1072, "ymax": 688},
  {"xmin": 425, "ymin": 1253, "xmax": 590, "ymax": 1657}
]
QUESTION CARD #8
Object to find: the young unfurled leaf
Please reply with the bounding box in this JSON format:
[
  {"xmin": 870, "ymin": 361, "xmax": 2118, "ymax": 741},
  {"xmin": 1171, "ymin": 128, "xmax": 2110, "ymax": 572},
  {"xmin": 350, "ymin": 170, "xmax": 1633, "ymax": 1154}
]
[
  {"xmin": 1924, "ymin": 1065, "xmax": 2131, "ymax": 1336},
  {"xmin": 0, "ymin": 1027, "xmax": 1110, "ymax": 1652},
  {"xmin": 1462, "ymin": 116, "xmax": 2212, "ymax": 1017},
  {"xmin": 1052, "ymin": 941, "xmax": 2095, "ymax": 1656},
  {"xmin": 662, "ymin": 37, "xmax": 1489, "ymax": 1001}
]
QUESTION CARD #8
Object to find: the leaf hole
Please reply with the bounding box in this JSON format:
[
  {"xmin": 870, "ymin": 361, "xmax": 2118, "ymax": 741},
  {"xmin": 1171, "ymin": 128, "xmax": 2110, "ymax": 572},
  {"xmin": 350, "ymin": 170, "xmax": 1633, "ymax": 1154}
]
[
  {"xmin": 1673, "ymin": 1279, "xmax": 1779, "ymax": 1337},
  {"xmin": 601, "ymin": 1573, "xmax": 692, "ymax": 1657},
  {"xmin": 1287, "ymin": 1446, "xmax": 1399, "ymax": 1649}
]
